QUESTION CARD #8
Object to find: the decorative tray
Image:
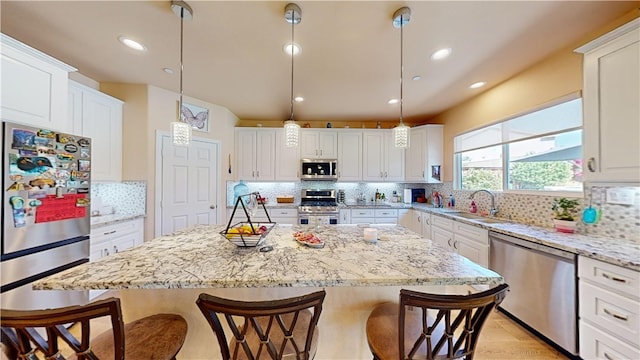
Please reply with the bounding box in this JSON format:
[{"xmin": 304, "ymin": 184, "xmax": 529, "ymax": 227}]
[
  {"xmin": 221, "ymin": 222, "xmax": 275, "ymax": 247},
  {"xmin": 293, "ymin": 231, "xmax": 325, "ymax": 248}
]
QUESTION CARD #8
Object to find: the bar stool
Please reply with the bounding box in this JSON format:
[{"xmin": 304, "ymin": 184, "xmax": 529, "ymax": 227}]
[
  {"xmin": 196, "ymin": 290, "xmax": 326, "ymax": 360},
  {"xmin": 1, "ymin": 297, "xmax": 187, "ymax": 360},
  {"xmin": 366, "ymin": 284, "xmax": 509, "ymax": 360}
]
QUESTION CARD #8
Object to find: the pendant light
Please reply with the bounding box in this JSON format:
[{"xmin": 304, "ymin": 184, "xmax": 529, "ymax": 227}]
[
  {"xmin": 392, "ymin": 7, "xmax": 411, "ymax": 149},
  {"xmin": 170, "ymin": 0, "xmax": 193, "ymax": 146},
  {"xmin": 283, "ymin": 3, "xmax": 301, "ymax": 148}
]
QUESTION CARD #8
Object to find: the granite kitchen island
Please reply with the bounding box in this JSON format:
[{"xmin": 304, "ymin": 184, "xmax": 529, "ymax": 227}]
[{"xmin": 35, "ymin": 224, "xmax": 503, "ymax": 359}]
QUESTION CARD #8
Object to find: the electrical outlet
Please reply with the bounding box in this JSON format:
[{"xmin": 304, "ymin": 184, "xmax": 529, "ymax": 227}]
[{"xmin": 605, "ymin": 188, "xmax": 636, "ymax": 205}]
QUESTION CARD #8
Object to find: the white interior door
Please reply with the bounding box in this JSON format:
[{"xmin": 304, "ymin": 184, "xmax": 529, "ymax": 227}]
[{"xmin": 160, "ymin": 135, "xmax": 219, "ymax": 235}]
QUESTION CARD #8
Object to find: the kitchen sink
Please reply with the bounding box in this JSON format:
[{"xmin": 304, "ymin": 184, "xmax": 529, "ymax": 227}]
[{"xmin": 450, "ymin": 212, "xmax": 507, "ymax": 223}]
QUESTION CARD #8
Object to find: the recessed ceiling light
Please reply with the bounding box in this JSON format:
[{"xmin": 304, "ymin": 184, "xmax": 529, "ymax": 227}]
[
  {"xmin": 118, "ymin": 36, "xmax": 147, "ymax": 51},
  {"xmin": 469, "ymin": 81, "xmax": 486, "ymax": 89},
  {"xmin": 284, "ymin": 43, "xmax": 302, "ymax": 56},
  {"xmin": 388, "ymin": 99, "xmax": 399, "ymax": 104},
  {"xmin": 163, "ymin": 68, "xmax": 174, "ymax": 74},
  {"xmin": 412, "ymin": 75, "xmax": 421, "ymax": 81},
  {"xmin": 430, "ymin": 48, "xmax": 451, "ymax": 61},
  {"xmin": 294, "ymin": 96, "xmax": 304, "ymax": 102}
]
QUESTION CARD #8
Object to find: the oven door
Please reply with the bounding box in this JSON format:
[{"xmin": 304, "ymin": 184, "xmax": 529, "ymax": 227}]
[{"xmin": 298, "ymin": 214, "xmax": 338, "ymax": 225}]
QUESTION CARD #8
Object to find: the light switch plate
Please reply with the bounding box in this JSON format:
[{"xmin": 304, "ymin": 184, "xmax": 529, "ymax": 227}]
[{"xmin": 605, "ymin": 188, "xmax": 636, "ymax": 205}]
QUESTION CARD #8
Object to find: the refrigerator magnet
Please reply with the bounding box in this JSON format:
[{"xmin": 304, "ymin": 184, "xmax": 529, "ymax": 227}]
[
  {"xmin": 78, "ymin": 159, "xmax": 90, "ymax": 172},
  {"xmin": 64, "ymin": 144, "xmax": 78, "ymax": 153},
  {"xmin": 77, "ymin": 138, "xmax": 90, "ymax": 147},
  {"xmin": 11, "ymin": 129, "xmax": 36, "ymax": 150}
]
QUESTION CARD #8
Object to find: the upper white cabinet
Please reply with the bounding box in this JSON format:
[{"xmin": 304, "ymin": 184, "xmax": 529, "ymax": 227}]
[
  {"xmin": 576, "ymin": 19, "xmax": 640, "ymax": 183},
  {"xmin": 362, "ymin": 130, "xmax": 405, "ymax": 182},
  {"xmin": 300, "ymin": 129, "xmax": 337, "ymax": 159},
  {"xmin": 235, "ymin": 128, "xmax": 276, "ymax": 181},
  {"xmin": 1, "ymin": 34, "xmax": 76, "ymax": 132},
  {"xmin": 69, "ymin": 81, "xmax": 123, "ymax": 181},
  {"xmin": 405, "ymin": 125, "xmax": 443, "ymax": 183},
  {"xmin": 274, "ymin": 128, "xmax": 300, "ymax": 181},
  {"xmin": 337, "ymin": 130, "xmax": 362, "ymax": 181}
]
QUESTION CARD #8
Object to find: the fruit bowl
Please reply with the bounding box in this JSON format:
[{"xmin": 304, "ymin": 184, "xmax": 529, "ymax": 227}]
[{"xmin": 220, "ymin": 222, "xmax": 275, "ymax": 247}]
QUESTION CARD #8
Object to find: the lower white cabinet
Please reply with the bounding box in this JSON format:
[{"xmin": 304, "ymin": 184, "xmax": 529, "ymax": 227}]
[
  {"xmin": 339, "ymin": 209, "xmax": 351, "ymax": 224},
  {"xmin": 398, "ymin": 209, "xmax": 419, "ymax": 233},
  {"xmin": 350, "ymin": 208, "xmax": 375, "ymax": 225},
  {"xmin": 430, "ymin": 215, "xmax": 489, "ymax": 267},
  {"xmin": 421, "ymin": 212, "xmax": 431, "ymax": 240},
  {"xmin": 453, "ymin": 221, "xmax": 489, "ymax": 267},
  {"xmin": 89, "ymin": 218, "xmax": 144, "ymax": 299},
  {"xmin": 579, "ymin": 256, "xmax": 640, "ymax": 359}
]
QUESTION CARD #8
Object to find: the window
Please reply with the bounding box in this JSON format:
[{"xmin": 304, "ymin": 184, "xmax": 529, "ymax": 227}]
[{"xmin": 455, "ymin": 96, "xmax": 583, "ymax": 193}]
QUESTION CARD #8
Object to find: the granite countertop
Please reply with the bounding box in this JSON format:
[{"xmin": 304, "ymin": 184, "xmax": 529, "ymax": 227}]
[
  {"xmin": 407, "ymin": 204, "xmax": 640, "ymax": 272},
  {"xmin": 34, "ymin": 224, "xmax": 502, "ymax": 291},
  {"xmin": 90, "ymin": 214, "xmax": 145, "ymax": 228}
]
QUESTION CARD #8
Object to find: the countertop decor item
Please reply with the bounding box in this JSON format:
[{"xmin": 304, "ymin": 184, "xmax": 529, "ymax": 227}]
[{"xmin": 552, "ymin": 197, "xmax": 579, "ymax": 233}]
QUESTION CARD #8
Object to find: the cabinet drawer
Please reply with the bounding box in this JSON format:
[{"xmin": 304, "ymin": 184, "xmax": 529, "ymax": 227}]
[
  {"xmin": 453, "ymin": 221, "xmax": 488, "ymax": 245},
  {"xmin": 374, "ymin": 218, "xmax": 397, "ymax": 224},
  {"xmin": 374, "ymin": 209, "xmax": 398, "ymax": 218},
  {"xmin": 431, "ymin": 215, "xmax": 453, "ymax": 231},
  {"xmin": 351, "ymin": 217, "xmax": 375, "ymax": 224},
  {"xmin": 351, "ymin": 209, "xmax": 375, "ymax": 217},
  {"xmin": 579, "ymin": 256, "xmax": 639, "ymax": 299},
  {"xmin": 580, "ymin": 321, "xmax": 640, "ymax": 360},
  {"xmin": 580, "ymin": 281, "xmax": 640, "ymax": 347},
  {"xmin": 92, "ymin": 220, "xmax": 138, "ymax": 239},
  {"xmin": 269, "ymin": 208, "xmax": 298, "ymax": 217}
]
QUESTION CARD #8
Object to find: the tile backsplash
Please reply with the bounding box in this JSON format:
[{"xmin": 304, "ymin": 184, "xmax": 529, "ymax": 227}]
[
  {"xmin": 228, "ymin": 181, "xmax": 640, "ymax": 242},
  {"xmin": 91, "ymin": 181, "xmax": 146, "ymax": 216},
  {"xmin": 430, "ymin": 182, "xmax": 640, "ymax": 242}
]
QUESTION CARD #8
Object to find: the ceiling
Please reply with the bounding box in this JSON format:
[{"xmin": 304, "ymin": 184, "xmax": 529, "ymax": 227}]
[{"xmin": 1, "ymin": 1, "xmax": 637, "ymax": 123}]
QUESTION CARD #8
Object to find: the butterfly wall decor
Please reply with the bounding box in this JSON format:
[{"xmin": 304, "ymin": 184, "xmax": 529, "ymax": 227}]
[{"xmin": 181, "ymin": 102, "xmax": 209, "ymax": 132}]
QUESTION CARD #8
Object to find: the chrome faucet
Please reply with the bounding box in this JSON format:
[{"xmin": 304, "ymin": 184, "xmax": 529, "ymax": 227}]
[{"xmin": 469, "ymin": 189, "xmax": 498, "ymax": 217}]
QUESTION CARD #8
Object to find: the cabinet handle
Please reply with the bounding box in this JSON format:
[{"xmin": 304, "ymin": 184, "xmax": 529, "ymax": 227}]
[
  {"xmin": 113, "ymin": 245, "xmax": 119, "ymax": 253},
  {"xmin": 417, "ymin": 215, "xmax": 421, "ymax": 223},
  {"xmin": 603, "ymin": 308, "xmax": 628, "ymax": 321},
  {"xmin": 256, "ymin": 171, "xmax": 260, "ymax": 177},
  {"xmin": 453, "ymin": 240, "xmax": 458, "ymax": 250},
  {"xmin": 602, "ymin": 272, "xmax": 627, "ymax": 283},
  {"xmin": 320, "ymin": 149, "xmax": 323, "ymax": 155},
  {"xmin": 385, "ymin": 171, "xmax": 388, "ymax": 178},
  {"xmin": 587, "ymin": 157, "xmax": 596, "ymax": 172},
  {"xmin": 604, "ymin": 353, "xmax": 614, "ymax": 360},
  {"xmin": 448, "ymin": 238, "xmax": 452, "ymax": 247},
  {"xmin": 104, "ymin": 248, "xmax": 110, "ymax": 256},
  {"xmin": 103, "ymin": 230, "xmax": 116, "ymax": 235}
]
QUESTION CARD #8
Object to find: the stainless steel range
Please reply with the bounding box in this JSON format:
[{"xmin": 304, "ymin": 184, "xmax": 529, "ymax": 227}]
[{"xmin": 298, "ymin": 189, "xmax": 339, "ymax": 225}]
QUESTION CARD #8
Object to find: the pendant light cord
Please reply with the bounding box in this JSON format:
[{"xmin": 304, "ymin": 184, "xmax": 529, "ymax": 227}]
[
  {"xmin": 399, "ymin": 13, "xmax": 404, "ymax": 125},
  {"xmin": 289, "ymin": 11, "xmax": 295, "ymax": 121},
  {"xmin": 179, "ymin": 7, "xmax": 185, "ymax": 121}
]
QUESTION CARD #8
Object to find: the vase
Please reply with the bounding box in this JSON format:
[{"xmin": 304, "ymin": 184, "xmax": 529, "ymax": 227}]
[{"xmin": 553, "ymin": 219, "xmax": 577, "ymax": 233}]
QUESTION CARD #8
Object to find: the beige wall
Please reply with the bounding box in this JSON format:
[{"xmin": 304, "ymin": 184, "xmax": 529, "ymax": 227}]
[
  {"xmin": 431, "ymin": 9, "xmax": 640, "ymax": 183},
  {"xmin": 100, "ymin": 83, "xmax": 238, "ymax": 241}
]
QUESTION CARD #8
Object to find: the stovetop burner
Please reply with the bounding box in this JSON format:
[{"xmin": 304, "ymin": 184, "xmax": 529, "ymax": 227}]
[{"xmin": 298, "ymin": 189, "xmax": 338, "ymax": 214}]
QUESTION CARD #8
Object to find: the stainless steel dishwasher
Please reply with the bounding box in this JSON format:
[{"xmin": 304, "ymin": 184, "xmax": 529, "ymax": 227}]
[{"xmin": 489, "ymin": 231, "xmax": 577, "ymax": 356}]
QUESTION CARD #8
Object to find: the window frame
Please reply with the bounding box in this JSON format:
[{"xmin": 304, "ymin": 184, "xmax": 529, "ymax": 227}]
[{"xmin": 454, "ymin": 93, "xmax": 583, "ymax": 196}]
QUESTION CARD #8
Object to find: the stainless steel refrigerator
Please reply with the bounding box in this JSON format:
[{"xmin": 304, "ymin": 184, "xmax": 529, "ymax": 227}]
[{"xmin": 1, "ymin": 121, "xmax": 90, "ymax": 310}]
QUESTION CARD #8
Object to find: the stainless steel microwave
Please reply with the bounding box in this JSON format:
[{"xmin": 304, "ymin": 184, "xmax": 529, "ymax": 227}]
[{"xmin": 300, "ymin": 159, "xmax": 338, "ymax": 180}]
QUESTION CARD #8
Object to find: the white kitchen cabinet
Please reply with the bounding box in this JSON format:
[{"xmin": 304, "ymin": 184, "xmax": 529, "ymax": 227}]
[
  {"xmin": 362, "ymin": 130, "xmax": 405, "ymax": 182},
  {"xmin": 274, "ymin": 128, "xmax": 300, "ymax": 181},
  {"xmin": 349, "ymin": 208, "xmax": 375, "ymax": 224},
  {"xmin": 374, "ymin": 209, "xmax": 398, "ymax": 224},
  {"xmin": 337, "ymin": 130, "xmax": 362, "ymax": 181},
  {"xmin": 245, "ymin": 207, "xmax": 298, "ymax": 225},
  {"xmin": 405, "ymin": 125, "xmax": 443, "ymax": 183},
  {"xmin": 1, "ymin": 33, "xmax": 76, "ymax": 132},
  {"xmin": 430, "ymin": 215, "xmax": 454, "ymax": 250},
  {"xmin": 89, "ymin": 218, "xmax": 144, "ymax": 299},
  {"xmin": 453, "ymin": 221, "xmax": 489, "ymax": 267},
  {"xmin": 398, "ymin": 209, "xmax": 419, "ymax": 233},
  {"xmin": 300, "ymin": 129, "xmax": 337, "ymax": 159},
  {"xmin": 576, "ymin": 19, "xmax": 640, "ymax": 183},
  {"xmin": 578, "ymin": 256, "xmax": 640, "ymax": 358},
  {"xmin": 339, "ymin": 209, "xmax": 351, "ymax": 224},
  {"xmin": 69, "ymin": 81, "xmax": 123, "ymax": 181},
  {"xmin": 421, "ymin": 212, "xmax": 431, "ymax": 240},
  {"xmin": 235, "ymin": 128, "xmax": 276, "ymax": 181}
]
